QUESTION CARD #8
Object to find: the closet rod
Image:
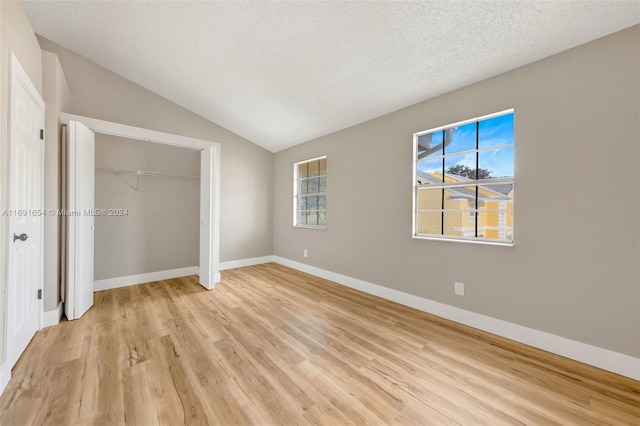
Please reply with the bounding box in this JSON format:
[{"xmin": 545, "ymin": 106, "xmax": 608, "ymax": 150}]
[{"xmin": 96, "ymin": 167, "xmax": 198, "ymax": 180}]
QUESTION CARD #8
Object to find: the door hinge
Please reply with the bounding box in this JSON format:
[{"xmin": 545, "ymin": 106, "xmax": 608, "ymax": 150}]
[
  {"xmin": 40, "ymin": 129, "xmax": 44, "ymax": 140},
  {"xmin": 37, "ymin": 289, "xmax": 42, "ymax": 300}
]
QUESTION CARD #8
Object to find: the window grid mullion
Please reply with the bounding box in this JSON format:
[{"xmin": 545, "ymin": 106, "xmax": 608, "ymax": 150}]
[
  {"xmin": 415, "ymin": 142, "xmax": 514, "ymax": 162},
  {"xmin": 417, "ymin": 176, "xmax": 514, "ymax": 189},
  {"xmin": 417, "ymin": 209, "xmax": 513, "ymax": 213},
  {"xmin": 297, "ymin": 174, "xmax": 327, "ymax": 181}
]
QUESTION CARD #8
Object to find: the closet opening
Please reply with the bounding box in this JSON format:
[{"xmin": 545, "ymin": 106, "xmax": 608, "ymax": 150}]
[{"xmin": 61, "ymin": 113, "xmax": 220, "ymax": 320}]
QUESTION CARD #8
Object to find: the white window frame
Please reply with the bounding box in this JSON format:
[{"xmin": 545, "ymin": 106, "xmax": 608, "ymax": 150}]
[
  {"xmin": 293, "ymin": 156, "xmax": 327, "ymax": 229},
  {"xmin": 412, "ymin": 109, "xmax": 514, "ymax": 246}
]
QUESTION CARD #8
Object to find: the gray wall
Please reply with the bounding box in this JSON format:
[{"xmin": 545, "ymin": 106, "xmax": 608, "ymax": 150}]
[
  {"xmin": 0, "ymin": 0, "xmax": 44, "ymax": 365},
  {"xmin": 94, "ymin": 135, "xmax": 200, "ymax": 280},
  {"xmin": 273, "ymin": 26, "xmax": 640, "ymax": 357},
  {"xmin": 36, "ymin": 37, "xmax": 274, "ymax": 265}
]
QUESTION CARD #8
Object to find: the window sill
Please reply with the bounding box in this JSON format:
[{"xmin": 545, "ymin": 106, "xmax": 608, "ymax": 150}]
[
  {"xmin": 294, "ymin": 225, "xmax": 327, "ymax": 230},
  {"xmin": 412, "ymin": 234, "xmax": 513, "ymax": 247}
]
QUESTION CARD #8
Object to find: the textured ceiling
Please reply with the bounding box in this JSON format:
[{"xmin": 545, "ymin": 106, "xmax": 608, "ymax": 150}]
[{"xmin": 22, "ymin": 1, "xmax": 640, "ymax": 152}]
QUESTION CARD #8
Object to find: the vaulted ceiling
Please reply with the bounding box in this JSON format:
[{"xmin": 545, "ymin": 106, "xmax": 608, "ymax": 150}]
[{"xmin": 22, "ymin": 1, "xmax": 640, "ymax": 152}]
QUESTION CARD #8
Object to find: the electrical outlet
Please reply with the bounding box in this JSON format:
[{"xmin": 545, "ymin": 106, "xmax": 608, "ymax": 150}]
[
  {"xmin": 303, "ymin": 249, "xmax": 308, "ymax": 258},
  {"xmin": 454, "ymin": 281, "xmax": 465, "ymax": 296}
]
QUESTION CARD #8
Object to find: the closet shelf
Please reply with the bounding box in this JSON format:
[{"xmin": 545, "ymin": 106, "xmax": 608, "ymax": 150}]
[{"xmin": 96, "ymin": 167, "xmax": 198, "ymax": 180}]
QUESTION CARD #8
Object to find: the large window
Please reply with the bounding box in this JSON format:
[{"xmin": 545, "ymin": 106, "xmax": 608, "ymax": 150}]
[
  {"xmin": 294, "ymin": 156, "xmax": 327, "ymax": 228},
  {"xmin": 413, "ymin": 110, "xmax": 514, "ymax": 244}
]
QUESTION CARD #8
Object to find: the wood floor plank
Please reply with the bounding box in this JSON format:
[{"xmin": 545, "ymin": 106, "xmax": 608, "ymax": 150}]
[
  {"xmin": 144, "ymin": 338, "xmax": 188, "ymax": 425},
  {"xmin": 0, "ymin": 263, "xmax": 638, "ymax": 425}
]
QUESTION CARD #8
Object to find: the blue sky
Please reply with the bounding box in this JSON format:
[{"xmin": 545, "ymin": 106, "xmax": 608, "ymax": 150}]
[{"xmin": 417, "ymin": 113, "xmax": 514, "ymax": 178}]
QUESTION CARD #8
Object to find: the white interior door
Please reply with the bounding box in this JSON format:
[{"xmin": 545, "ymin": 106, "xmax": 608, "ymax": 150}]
[
  {"xmin": 65, "ymin": 120, "xmax": 95, "ymax": 320},
  {"xmin": 6, "ymin": 53, "xmax": 45, "ymax": 368}
]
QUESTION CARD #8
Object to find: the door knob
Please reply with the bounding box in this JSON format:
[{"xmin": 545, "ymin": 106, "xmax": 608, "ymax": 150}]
[{"xmin": 13, "ymin": 233, "xmax": 28, "ymax": 242}]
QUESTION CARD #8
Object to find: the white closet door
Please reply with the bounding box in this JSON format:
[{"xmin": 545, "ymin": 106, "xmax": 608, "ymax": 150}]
[
  {"xmin": 66, "ymin": 120, "xmax": 95, "ymax": 320},
  {"xmin": 199, "ymin": 147, "xmax": 214, "ymax": 290}
]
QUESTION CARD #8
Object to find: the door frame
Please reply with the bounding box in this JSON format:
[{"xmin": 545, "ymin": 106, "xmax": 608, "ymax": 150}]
[
  {"xmin": 60, "ymin": 113, "xmax": 221, "ymax": 289},
  {"xmin": 4, "ymin": 52, "xmax": 45, "ymax": 368}
]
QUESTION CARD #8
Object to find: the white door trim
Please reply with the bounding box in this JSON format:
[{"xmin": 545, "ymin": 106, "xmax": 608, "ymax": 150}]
[
  {"xmin": 61, "ymin": 113, "xmax": 216, "ymax": 150},
  {"xmin": 4, "ymin": 52, "xmax": 45, "ymax": 368},
  {"xmin": 211, "ymin": 145, "xmax": 221, "ymax": 284},
  {"xmin": 199, "ymin": 148, "xmax": 214, "ymax": 289},
  {"xmin": 60, "ymin": 113, "xmax": 221, "ymax": 289}
]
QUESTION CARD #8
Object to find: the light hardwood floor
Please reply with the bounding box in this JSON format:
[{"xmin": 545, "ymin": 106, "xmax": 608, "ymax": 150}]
[{"xmin": 0, "ymin": 263, "xmax": 638, "ymax": 425}]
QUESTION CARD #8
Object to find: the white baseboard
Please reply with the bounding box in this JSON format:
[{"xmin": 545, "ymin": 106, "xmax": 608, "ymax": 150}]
[
  {"xmin": 273, "ymin": 256, "xmax": 640, "ymax": 381},
  {"xmin": 0, "ymin": 362, "xmax": 10, "ymax": 397},
  {"xmin": 43, "ymin": 301, "xmax": 63, "ymax": 328},
  {"xmin": 94, "ymin": 266, "xmax": 199, "ymax": 291},
  {"xmin": 219, "ymin": 255, "xmax": 274, "ymax": 271}
]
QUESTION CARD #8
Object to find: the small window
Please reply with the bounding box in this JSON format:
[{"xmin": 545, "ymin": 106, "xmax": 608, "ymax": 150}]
[
  {"xmin": 413, "ymin": 110, "xmax": 514, "ymax": 244},
  {"xmin": 294, "ymin": 156, "xmax": 327, "ymax": 229}
]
